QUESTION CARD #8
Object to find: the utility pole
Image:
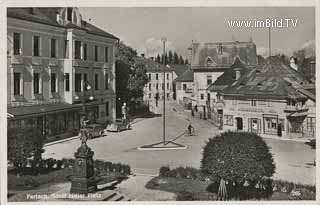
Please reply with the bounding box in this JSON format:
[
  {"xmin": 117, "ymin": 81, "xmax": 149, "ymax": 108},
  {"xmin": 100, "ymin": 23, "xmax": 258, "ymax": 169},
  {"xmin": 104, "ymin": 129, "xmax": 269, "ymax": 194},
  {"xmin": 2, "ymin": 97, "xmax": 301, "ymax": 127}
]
[
  {"xmin": 268, "ymin": 26, "xmax": 271, "ymax": 57},
  {"xmin": 161, "ymin": 37, "xmax": 166, "ymax": 144}
]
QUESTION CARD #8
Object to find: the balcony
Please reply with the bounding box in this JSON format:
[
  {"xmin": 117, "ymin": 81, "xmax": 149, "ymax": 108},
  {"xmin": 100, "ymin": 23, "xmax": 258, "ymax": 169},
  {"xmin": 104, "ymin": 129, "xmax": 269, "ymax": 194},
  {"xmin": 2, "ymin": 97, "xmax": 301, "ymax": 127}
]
[
  {"xmin": 284, "ymin": 105, "xmax": 308, "ymax": 113},
  {"xmin": 284, "ymin": 105, "xmax": 309, "ymax": 117}
]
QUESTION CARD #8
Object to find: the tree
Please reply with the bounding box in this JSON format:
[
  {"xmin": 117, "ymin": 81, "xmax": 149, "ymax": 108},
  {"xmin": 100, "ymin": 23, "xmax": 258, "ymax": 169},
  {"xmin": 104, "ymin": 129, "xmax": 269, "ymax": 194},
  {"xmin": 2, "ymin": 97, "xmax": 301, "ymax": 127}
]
[
  {"xmin": 117, "ymin": 41, "xmax": 137, "ymax": 62},
  {"xmin": 8, "ymin": 127, "xmax": 44, "ymax": 176},
  {"xmin": 201, "ymin": 131, "xmax": 275, "ymax": 200},
  {"xmin": 168, "ymin": 50, "xmax": 173, "ymax": 64},
  {"xmin": 256, "ymin": 55, "xmax": 265, "ymax": 65},
  {"xmin": 179, "ymin": 55, "xmax": 184, "ymax": 64},
  {"xmin": 173, "ymin": 52, "xmax": 179, "ymax": 64},
  {"xmin": 156, "ymin": 54, "xmax": 161, "ymax": 63},
  {"xmin": 115, "ymin": 42, "xmax": 149, "ymax": 117},
  {"xmin": 128, "ymin": 61, "xmax": 149, "ymax": 99}
]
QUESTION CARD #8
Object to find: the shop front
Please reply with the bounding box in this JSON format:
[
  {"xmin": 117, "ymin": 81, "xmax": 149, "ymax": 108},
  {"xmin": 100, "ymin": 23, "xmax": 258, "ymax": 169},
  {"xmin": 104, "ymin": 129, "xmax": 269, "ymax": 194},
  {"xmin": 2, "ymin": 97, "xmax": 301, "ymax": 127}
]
[{"xmin": 8, "ymin": 103, "xmax": 82, "ymax": 142}]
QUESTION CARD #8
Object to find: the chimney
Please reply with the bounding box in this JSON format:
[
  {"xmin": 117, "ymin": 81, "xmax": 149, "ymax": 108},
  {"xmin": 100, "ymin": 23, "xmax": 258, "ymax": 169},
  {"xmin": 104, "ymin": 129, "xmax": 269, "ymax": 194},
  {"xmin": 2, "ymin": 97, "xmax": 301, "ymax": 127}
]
[
  {"xmin": 141, "ymin": 53, "xmax": 145, "ymax": 58},
  {"xmin": 29, "ymin": 8, "xmax": 35, "ymax": 15},
  {"xmin": 235, "ymin": 68, "xmax": 241, "ymax": 80}
]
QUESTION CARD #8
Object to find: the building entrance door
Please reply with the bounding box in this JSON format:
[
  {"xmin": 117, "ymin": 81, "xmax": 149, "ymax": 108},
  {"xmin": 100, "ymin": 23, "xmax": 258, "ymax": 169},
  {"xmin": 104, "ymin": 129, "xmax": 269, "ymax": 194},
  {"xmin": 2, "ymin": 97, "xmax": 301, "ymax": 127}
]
[{"xmin": 236, "ymin": 117, "xmax": 243, "ymax": 130}]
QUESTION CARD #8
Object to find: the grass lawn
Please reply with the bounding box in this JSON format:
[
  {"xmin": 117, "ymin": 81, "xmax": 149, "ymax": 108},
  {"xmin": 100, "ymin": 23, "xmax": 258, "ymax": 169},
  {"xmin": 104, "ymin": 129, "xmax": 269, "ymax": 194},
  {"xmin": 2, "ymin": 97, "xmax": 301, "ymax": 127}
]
[{"xmin": 146, "ymin": 176, "xmax": 316, "ymax": 201}]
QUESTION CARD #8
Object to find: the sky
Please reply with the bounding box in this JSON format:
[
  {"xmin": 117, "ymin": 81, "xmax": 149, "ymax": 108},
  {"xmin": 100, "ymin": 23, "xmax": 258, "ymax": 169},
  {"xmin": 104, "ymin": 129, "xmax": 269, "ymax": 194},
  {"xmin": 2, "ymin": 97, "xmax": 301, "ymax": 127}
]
[{"xmin": 79, "ymin": 7, "xmax": 315, "ymax": 58}]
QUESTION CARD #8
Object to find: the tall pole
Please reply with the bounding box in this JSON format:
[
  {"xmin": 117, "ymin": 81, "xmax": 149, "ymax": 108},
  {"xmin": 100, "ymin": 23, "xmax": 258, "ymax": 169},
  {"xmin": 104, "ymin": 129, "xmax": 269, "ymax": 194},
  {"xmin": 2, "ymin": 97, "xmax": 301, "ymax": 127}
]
[
  {"xmin": 161, "ymin": 37, "xmax": 166, "ymax": 144},
  {"xmin": 268, "ymin": 26, "xmax": 271, "ymax": 57}
]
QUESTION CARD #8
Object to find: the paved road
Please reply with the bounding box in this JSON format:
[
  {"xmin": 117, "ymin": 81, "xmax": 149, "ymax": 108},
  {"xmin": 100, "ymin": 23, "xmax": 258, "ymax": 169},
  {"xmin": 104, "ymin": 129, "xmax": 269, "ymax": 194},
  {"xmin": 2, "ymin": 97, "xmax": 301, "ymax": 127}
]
[{"xmin": 44, "ymin": 101, "xmax": 315, "ymax": 185}]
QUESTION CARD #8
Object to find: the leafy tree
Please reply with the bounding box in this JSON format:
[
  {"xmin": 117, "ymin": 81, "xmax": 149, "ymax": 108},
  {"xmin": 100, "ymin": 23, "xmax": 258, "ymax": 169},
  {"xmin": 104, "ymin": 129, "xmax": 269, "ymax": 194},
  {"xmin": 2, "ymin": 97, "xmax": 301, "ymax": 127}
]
[
  {"xmin": 201, "ymin": 131, "xmax": 275, "ymax": 200},
  {"xmin": 8, "ymin": 127, "xmax": 44, "ymax": 176},
  {"xmin": 168, "ymin": 50, "xmax": 173, "ymax": 64},
  {"xmin": 116, "ymin": 41, "xmax": 137, "ymax": 66},
  {"xmin": 115, "ymin": 42, "xmax": 149, "ymax": 117},
  {"xmin": 128, "ymin": 61, "xmax": 149, "ymax": 98},
  {"xmin": 173, "ymin": 52, "xmax": 179, "ymax": 64}
]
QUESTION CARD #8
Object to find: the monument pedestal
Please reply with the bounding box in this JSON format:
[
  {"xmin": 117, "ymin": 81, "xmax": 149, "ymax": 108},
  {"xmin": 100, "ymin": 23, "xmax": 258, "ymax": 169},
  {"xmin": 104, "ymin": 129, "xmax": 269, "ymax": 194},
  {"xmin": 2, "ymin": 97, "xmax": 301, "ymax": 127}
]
[{"xmin": 70, "ymin": 144, "xmax": 97, "ymax": 194}]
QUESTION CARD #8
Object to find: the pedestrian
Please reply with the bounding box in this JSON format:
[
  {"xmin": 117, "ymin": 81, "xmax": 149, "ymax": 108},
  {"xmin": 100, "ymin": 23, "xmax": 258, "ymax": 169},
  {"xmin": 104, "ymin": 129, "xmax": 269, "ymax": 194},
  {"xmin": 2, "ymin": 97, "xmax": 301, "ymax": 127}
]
[
  {"xmin": 191, "ymin": 109, "xmax": 194, "ymax": 117},
  {"xmin": 194, "ymin": 105, "xmax": 198, "ymax": 112}
]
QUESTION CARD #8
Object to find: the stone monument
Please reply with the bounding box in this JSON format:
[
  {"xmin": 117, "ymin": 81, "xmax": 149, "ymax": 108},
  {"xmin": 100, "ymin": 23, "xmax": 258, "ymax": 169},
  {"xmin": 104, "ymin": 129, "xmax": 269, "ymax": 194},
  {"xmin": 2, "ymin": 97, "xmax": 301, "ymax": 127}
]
[{"xmin": 70, "ymin": 129, "xmax": 97, "ymax": 194}]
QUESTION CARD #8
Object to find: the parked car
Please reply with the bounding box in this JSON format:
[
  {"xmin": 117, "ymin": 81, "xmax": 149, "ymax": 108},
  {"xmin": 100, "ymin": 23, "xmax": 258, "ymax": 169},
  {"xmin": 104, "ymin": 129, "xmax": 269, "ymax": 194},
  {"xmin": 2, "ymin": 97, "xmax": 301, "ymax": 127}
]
[
  {"xmin": 106, "ymin": 119, "xmax": 131, "ymax": 132},
  {"xmin": 86, "ymin": 123, "xmax": 107, "ymax": 139}
]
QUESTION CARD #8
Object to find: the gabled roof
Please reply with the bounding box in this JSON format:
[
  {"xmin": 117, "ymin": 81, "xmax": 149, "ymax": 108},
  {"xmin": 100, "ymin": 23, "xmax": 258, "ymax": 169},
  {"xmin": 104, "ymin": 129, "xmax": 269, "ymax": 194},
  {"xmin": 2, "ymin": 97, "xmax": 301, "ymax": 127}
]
[
  {"xmin": 134, "ymin": 57, "xmax": 175, "ymax": 72},
  {"xmin": 220, "ymin": 56, "xmax": 312, "ymax": 100},
  {"xmin": 174, "ymin": 69, "xmax": 193, "ymax": 82},
  {"xmin": 191, "ymin": 41, "xmax": 257, "ymax": 67},
  {"xmin": 7, "ymin": 7, "xmax": 119, "ymax": 40},
  {"xmin": 170, "ymin": 64, "xmax": 189, "ymax": 76},
  {"xmin": 208, "ymin": 57, "xmax": 249, "ymax": 92}
]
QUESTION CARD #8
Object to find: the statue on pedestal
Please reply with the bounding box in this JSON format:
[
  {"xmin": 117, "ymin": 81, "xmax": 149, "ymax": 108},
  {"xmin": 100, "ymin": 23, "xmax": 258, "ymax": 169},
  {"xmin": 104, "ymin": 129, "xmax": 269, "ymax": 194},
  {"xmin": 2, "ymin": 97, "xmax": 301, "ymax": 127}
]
[{"xmin": 70, "ymin": 128, "xmax": 97, "ymax": 194}]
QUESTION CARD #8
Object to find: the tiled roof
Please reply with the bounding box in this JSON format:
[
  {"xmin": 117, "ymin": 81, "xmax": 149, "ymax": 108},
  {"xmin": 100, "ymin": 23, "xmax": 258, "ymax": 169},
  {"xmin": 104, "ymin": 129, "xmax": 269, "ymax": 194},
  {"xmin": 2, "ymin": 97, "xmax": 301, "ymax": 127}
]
[
  {"xmin": 208, "ymin": 57, "xmax": 249, "ymax": 91},
  {"xmin": 220, "ymin": 56, "xmax": 312, "ymax": 100},
  {"xmin": 170, "ymin": 64, "xmax": 189, "ymax": 76},
  {"xmin": 134, "ymin": 57, "xmax": 175, "ymax": 72},
  {"xmin": 191, "ymin": 41, "xmax": 257, "ymax": 67},
  {"xmin": 7, "ymin": 7, "xmax": 119, "ymax": 40},
  {"xmin": 174, "ymin": 69, "xmax": 193, "ymax": 82}
]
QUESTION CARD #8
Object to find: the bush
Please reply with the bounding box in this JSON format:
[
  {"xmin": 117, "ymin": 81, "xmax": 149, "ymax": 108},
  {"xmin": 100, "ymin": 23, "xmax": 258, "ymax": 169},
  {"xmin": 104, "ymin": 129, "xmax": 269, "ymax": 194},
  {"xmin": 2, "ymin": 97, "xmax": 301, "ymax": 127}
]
[
  {"xmin": 8, "ymin": 128, "xmax": 45, "ymax": 175},
  {"xmin": 159, "ymin": 166, "xmax": 170, "ymax": 177},
  {"xmin": 201, "ymin": 131, "xmax": 275, "ymax": 200},
  {"xmin": 177, "ymin": 191, "xmax": 217, "ymax": 201}
]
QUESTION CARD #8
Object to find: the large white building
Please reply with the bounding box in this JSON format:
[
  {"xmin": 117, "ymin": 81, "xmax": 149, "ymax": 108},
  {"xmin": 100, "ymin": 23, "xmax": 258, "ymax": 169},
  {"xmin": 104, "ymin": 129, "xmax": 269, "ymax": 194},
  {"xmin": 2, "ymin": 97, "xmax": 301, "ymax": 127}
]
[{"xmin": 7, "ymin": 7, "xmax": 119, "ymax": 142}]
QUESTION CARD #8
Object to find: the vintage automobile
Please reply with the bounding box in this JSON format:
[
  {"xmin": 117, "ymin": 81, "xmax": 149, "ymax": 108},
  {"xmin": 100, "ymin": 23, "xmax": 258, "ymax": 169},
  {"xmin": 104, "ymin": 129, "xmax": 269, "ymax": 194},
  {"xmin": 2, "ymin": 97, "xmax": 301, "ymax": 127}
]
[
  {"xmin": 86, "ymin": 123, "xmax": 107, "ymax": 139},
  {"xmin": 106, "ymin": 118, "xmax": 131, "ymax": 132}
]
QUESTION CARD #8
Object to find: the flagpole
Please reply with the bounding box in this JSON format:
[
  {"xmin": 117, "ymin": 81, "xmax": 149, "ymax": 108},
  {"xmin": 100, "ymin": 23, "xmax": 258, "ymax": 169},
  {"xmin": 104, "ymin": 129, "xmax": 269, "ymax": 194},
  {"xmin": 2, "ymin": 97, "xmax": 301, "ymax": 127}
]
[{"xmin": 161, "ymin": 37, "xmax": 166, "ymax": 144}]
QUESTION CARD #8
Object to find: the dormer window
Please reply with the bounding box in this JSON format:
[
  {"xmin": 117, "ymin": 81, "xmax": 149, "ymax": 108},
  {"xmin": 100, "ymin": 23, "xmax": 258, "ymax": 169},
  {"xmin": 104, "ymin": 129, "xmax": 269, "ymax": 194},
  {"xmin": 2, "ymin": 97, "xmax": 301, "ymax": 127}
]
[
  {"xmin": 67, "ymin": 8, "xmax": 73, "ymax": 21},
  {"xmin": 206, "ymin": 57, "xmax": 216, "ymax": 66},
  {"xmin": 217, "ymin": 43, "xmax": 223, "ymax": 55}
]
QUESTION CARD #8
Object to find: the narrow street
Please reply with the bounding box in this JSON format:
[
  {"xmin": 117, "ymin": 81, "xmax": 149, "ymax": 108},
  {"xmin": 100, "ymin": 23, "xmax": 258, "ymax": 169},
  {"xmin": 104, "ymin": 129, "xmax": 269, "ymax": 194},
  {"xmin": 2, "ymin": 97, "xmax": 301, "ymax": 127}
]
[{"xmin": 44, "ymin": 101, "xmax": 315, "ymax": 185}]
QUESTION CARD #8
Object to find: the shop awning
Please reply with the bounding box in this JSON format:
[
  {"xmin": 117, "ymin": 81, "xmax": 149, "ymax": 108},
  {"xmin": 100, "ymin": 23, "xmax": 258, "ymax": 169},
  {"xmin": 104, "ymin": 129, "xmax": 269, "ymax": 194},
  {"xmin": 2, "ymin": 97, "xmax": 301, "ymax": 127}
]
[{"xmin": 7, "ymin": 103, "xmax": 82, "ymax": 119}]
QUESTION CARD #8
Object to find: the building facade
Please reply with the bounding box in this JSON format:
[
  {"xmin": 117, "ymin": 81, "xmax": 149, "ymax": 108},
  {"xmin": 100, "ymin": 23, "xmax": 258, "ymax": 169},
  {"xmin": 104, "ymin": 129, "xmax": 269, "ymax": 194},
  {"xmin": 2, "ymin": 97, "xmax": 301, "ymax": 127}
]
[
  {"xmin": 219, "ymin": 56, "xmax": 316, "ymax": 139},
  {"xmin": 7, "ymin": 7, "xmax": 119, "ymax": 142},
  {"xmin": 174, "ymin": 68, "xmax": 194, "ymax": 108},
  {"xmin": 139, "ymin": 57, "xmax": 176, "ymax": 103},
  {"xmin": 189, "ymin": 40, "xmax": 257, "ymax": 107}
]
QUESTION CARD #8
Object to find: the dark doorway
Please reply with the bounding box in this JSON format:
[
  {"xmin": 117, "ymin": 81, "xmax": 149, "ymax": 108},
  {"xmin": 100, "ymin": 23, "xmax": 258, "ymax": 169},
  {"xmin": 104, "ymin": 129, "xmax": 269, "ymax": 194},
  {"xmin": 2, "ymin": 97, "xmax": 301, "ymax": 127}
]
[{"xmin": 236, "ymin": 117, "xmax": 243, "ymax": 130}]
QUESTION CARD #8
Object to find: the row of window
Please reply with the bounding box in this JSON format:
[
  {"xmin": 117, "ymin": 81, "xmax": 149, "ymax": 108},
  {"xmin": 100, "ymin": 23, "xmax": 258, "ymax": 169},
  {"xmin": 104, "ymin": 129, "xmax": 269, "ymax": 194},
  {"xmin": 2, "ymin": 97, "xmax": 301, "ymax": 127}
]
[
  {"xmin": 74, "ymin": 73, "xmax": 109, "ymax": 92},
  {"xmin": 13, "ymin": 71, "xmax": 109, "ymax": 96},
  {"xmin": 230, "ymin": 99, "xmax": 273, "ymax": 107},
  {"xmin": 148, "ymin": 93, "xmax": 170, "ymax": 99},
  {"xmin": 148, "ymin": 73, "xmax": 170, "ymax": 80},
  {"xmin": 148, "ymin": 83, "xmax": 170, "ymax": 91},
  {"xmin": 13, "ymin": 32, "xmax": 110, "ymax": 62}
]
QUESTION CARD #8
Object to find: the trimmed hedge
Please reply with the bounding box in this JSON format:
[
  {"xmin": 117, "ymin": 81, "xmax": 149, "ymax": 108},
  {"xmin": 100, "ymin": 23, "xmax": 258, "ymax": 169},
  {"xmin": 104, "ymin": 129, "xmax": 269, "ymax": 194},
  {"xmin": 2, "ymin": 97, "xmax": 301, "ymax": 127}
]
[{"xmin": 159, "ymin": 166, "xmax": 206, "ymax": 181}]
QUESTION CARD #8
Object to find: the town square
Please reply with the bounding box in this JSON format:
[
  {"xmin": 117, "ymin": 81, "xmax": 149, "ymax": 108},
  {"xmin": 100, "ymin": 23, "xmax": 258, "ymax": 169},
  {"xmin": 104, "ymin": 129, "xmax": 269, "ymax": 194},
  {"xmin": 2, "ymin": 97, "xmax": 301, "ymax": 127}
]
[{"xmin": 6, "ymin": 6, "xmax": 316, "ymax": 201}]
